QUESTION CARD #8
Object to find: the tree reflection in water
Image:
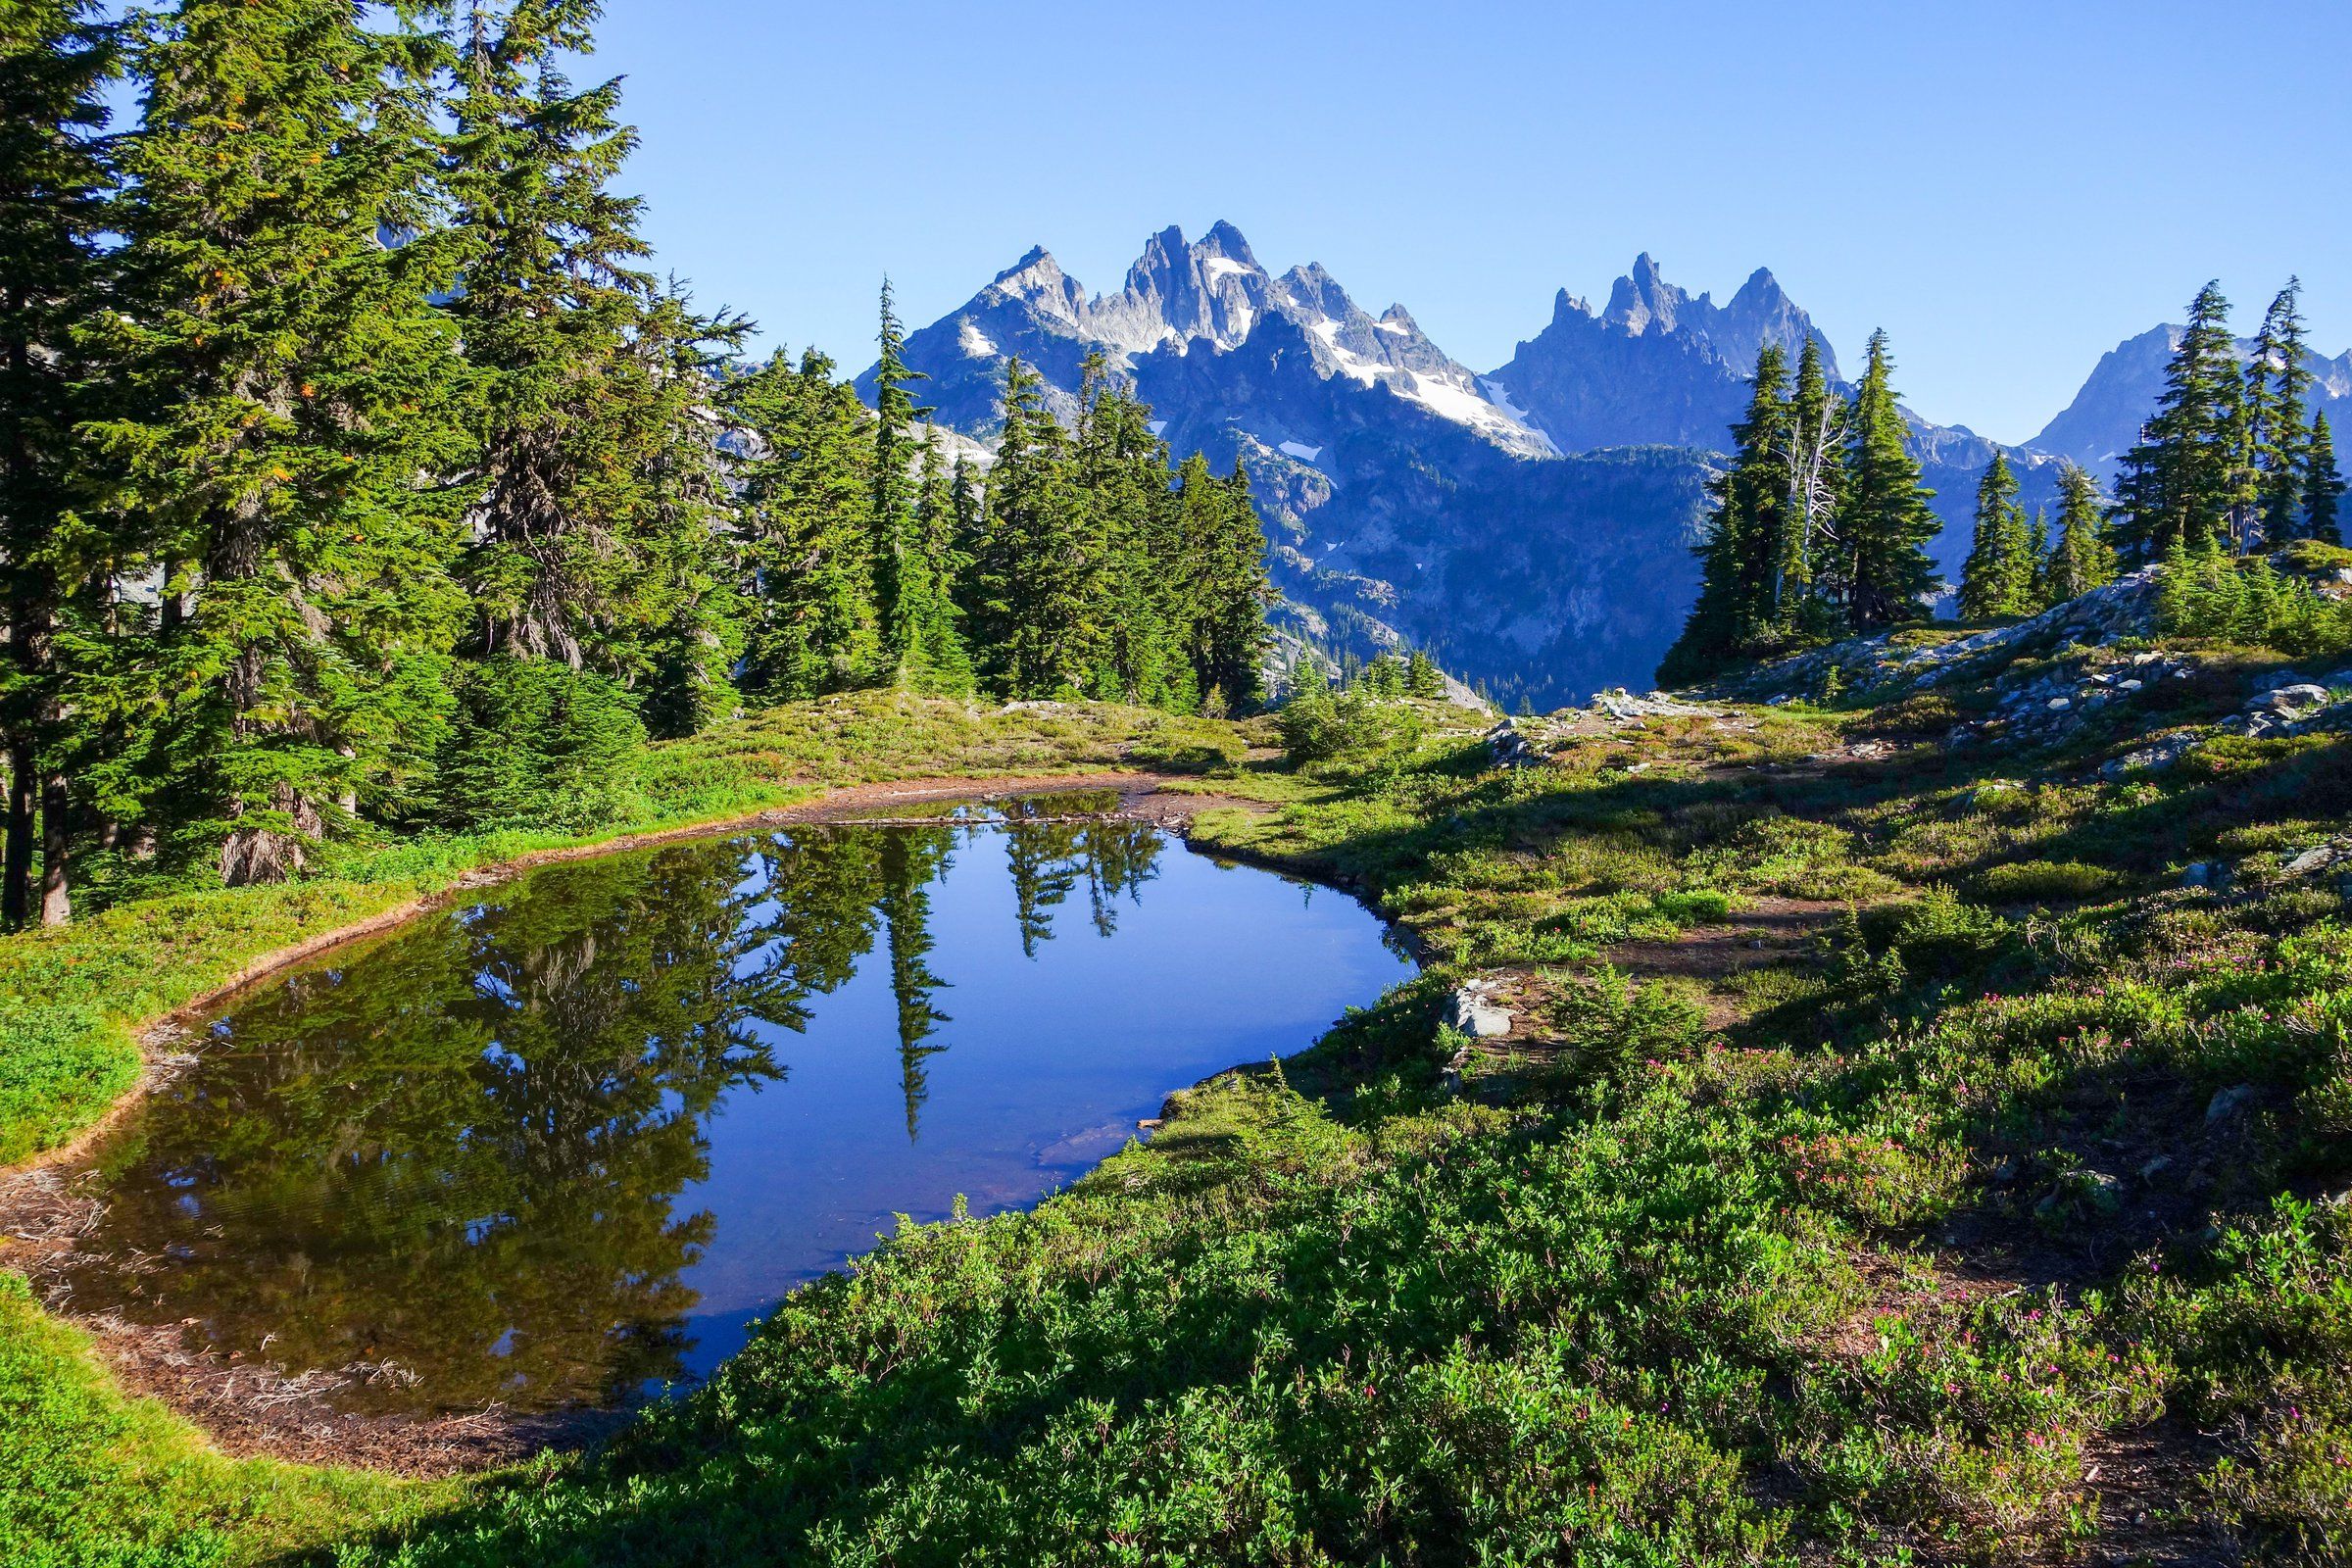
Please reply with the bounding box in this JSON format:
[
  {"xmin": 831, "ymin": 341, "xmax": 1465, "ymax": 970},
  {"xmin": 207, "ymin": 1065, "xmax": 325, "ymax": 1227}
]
[{"xmin": 61, "ymin": 814, "xmax": 1165, "ymax": 1416}]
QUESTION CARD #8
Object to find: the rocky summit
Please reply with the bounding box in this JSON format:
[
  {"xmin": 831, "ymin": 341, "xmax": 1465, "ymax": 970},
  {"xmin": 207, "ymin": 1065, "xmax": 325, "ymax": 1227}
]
[{"xmin": 867, "ymin": 223, "xmax": 2340, "ymax": 709}]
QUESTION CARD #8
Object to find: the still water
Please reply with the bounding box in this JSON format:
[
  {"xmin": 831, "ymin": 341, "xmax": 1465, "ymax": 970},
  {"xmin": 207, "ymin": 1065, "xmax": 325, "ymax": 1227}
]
[{"xmin": 60, "ymin": 802, "xmax": 1409, "ymax": 1417}]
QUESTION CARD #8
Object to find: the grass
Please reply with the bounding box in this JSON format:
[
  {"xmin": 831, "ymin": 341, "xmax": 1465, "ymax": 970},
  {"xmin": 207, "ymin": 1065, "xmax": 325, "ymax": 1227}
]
[{"xmin": 6, "ymin": 635, "xmax": 2352, "ymax": 1564}]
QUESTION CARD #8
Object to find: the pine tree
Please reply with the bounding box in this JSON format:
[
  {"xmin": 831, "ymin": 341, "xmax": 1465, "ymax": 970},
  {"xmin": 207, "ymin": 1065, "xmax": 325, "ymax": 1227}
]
[
  {"xmin": 439, "ymin": 0, "xmax": 741, "ymax": 687},
  {"xmin": 2112, "ymin": 283, "xmax": 2241, "ymax": 562},
  {"xmin": 970, "ymin": 358, "xmax": 1097, "ymax": 697},
  {"xmin": 868, "ymin": 277, "xmax": 936, "ymax": 683},
  {"xmin": 1184, "ymin": 459, "xmax": 1271, "ymax": 711},
  {"xmin": 2043, "ymin": 463, "xmax": 2117, "ymax": 604},
  {"xmin": 1658, "ymin": 344, "xmax": 1792, "ymax": 684},
  {"xmin": 2248, "ymin": 279, "xmax": 2314, "ymax": 545},
  {"xmin": 1958, "ymin": 451, "xmax": 2035, "ymax": 619},
  {"xmin": 726, "ymin": 348, "xmax": 881, "ymax": 697},
  {"xmin": 2305, "ymin": 412, "xmax": 2344, "ymax": 546},
  {"xmin": 0, "ymin": 0, "xmax": 114, "ymax": 924},
  {"xmin": 1777, "ymin": 336, "xmax": 1845, "ymax": 624},
  {"xmin": 1076, "ymin": 354, "xmax": 1183, "ymax": 707},
  {"xmin": 84, "ymin": 0, "xmax": 469, "ymax": 885},
  {"xmin": 1837, "ymin": 329, "xmax": 1942, "ymax": 629},
  {"xmin": 1404, "ymin": 649, "xmax": 1444, "ymax": 699},
  {"xmin": 898, "ymin": 429, "xmax": 973, "ymax": 695}
]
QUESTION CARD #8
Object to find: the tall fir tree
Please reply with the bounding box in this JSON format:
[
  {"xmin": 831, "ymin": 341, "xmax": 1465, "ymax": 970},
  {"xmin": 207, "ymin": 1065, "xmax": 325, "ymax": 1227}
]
[
  {"xmin": 868, "ymin": 277, "xmax": 965, "ymax": 690},
  {"xmin": 898, "ymin": 429, "xmax": 973, "ymax": 694},
  {"xmin": 726, "ymin": 348, "xmax": 881, "ymax": 698},
  {"xmin": 1776, "ymin": 335, "xmax": 1845, "ymax": 624},
  {"xmin": 1179, "ymin": 458, "xmax": 1271, "ymax": 711},
  {"xmin": 970, "ymin": 358, "xmax": 1098, "ymax": 697},
  {"xmin": 2248, "ymin": 278, "xmax": 2314, "ymax": 545},
  {"xmin": 1657, "ymin": 344, "xmax": 1791, "ymax": 685},
  {"xmin": 2043, "ymin": 463, "xmax": 2118, "ymax": 605},
  {"xmin": 0, "ymin": 0, "xmax": 114, "ymax": 924},
  {"xmin": 2111, "ymin": 282, "xmax": 2241, "ymax": 562},
  {"xmin": 1958, "ymin": 450, "xmax": 2036, "ymax": 619},
  {"xmin": 438, "ymin": 0, "xmax": 739, "ymax": 683},
  {"xmin": 83, "ymin": 0, "xmax": 469, "ymax": 884},
  {"xmin": 1837, "ymin": 329, "xmax": 1942, "ymax": 630},
  {"xmin": 2304, "ymin": 412, "xmax": 2344, "ymax": 546}
]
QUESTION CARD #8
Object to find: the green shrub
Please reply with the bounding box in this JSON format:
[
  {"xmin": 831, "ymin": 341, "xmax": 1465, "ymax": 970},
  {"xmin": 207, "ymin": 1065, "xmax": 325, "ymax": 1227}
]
[
  {"xmin": 1549, "ymin": 964, "xmax": 1707, "ymax": 1078},
  {"xmin": 1976, "ymin": 858, "xmax": 2120, "ymax": 904},
  {"xmin": 436, "ymin": 658, "xmax": 652, "ymax": 834},
  {"xmin": 2157, "ymin": 548, "xmax": 2352, "ymax": 658},
  {"xmin": 1276, "ymin": 680, "xmax": 1423, "ymax": 770}
]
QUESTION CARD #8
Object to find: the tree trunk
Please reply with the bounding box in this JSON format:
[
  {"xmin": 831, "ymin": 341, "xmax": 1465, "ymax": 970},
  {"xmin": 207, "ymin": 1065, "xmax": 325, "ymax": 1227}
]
[
  {"xmin": 37, "ymin": 771, "xmax": 69, "ymax": 925},
  {"xmin": 2, "ymin": 742, "xmax": 30, "ymax": 927}
]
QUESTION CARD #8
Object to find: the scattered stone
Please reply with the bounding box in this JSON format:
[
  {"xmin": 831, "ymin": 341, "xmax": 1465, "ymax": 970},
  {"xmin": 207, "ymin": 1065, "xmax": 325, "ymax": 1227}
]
[
  {"xmin": 2252, "ymin": 683, "xmax": 2332, "ymax": 720},
  {"xmin": 1444, "ymin": 979, "xmax": 1513, "ymax": 1039},
  {"xmin": 1486, "ymin": 718, "xmax": 1541, "ymax": 769},
  {"xmin": 2101, "ymin": 733, "xmax": 2198, "ymax": 779},
  {"xmin": 2205, "ymin": 1084, "xmax": 2257, "ymax": 1124},
  {"xmin": 2281, "ymin": 837, "xmax": 2352, "ymax": 880},
  {"xmin": 2139, "ymin": 1154, "xmax": 2174, "ymax": 1182},
  {"xmin": 1591, "ymin": 688, "xmax": 1722, "ymax": 721},
  {"xmin": 2181, "ymin": 860, "xmax": 2231, "ymax": 891}
]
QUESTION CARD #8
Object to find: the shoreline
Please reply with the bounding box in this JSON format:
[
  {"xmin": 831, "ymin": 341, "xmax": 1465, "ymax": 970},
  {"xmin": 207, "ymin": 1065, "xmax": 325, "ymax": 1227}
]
[{"xmin": 0, "ymin": 769, "xmax": 1363, "ymax": 1479}]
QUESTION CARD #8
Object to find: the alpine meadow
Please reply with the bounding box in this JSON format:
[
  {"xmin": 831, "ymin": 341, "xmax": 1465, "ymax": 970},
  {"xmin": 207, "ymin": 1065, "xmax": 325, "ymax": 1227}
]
[{"xmin": 4, "ymin": 4, "xmax": 2352, "ymax": 1567}]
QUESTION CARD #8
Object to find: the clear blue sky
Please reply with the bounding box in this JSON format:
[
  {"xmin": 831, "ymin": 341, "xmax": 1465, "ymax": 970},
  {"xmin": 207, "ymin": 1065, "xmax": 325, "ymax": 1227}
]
[{"xmin": 592, "ymin": 0, "xmax": 2345, "ymax": 446}]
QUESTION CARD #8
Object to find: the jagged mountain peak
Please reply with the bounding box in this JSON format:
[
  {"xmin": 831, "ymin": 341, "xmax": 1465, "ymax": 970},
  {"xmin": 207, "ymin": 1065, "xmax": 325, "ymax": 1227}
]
[{"xmin": 1603, "ymin": 253, "xmax": 1686, "ymax": 336}]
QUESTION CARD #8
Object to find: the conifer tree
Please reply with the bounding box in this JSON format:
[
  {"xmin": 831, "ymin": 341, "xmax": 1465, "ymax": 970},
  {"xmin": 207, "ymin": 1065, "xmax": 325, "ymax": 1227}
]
[
  {"xmin": 1658, "ymin": 345, "xmax": 1791, "ymax": 684},
  {"xmin": 2303, "ymin": 412, "xmax": 2344, "ymax": 546},
  {"xmin": 898, "ymin": 430, "xmax": 973, "ymax": 695},
  {"xmin": 1837, "ymin": 330, "xmax": 1942, "ymax": 629},
  {"xmin": 1404, "ymin": 649, "xmax": 1444, "ymax": 700},
  {"xmin": 726, "ymin": 348, "xmax": 881, "ymax": 697},
  {"xmin": 1958, "ymin": 451, "xmax": 2035, "ymax": 619},
  {"xmin": 1777, "ymin": 336, "xmax": 1845, "ymax": 624},
  {"xmin": 868, "ymin": 277, "xmax": 951, "ymax": 687},
  {"xmin": 85, "ymin": 0, "xmax": 469, "ymax": 884},
  {"xmin": 2112, "ymin": 283, "xmax": 2240, "ymax": 561},
  {"xmin": 1183, "ymin": 458, "xmax": 1271, "ymax": 710},
  {"xmin": 2249, "ymin": 279, "xmax": 2314, "ymax": 544},
  {"xmin": 0, "ymin": 0, "xmax": 114, "ymax": 924},
  {"xmin": 2043, "ymin": 463, "xmax": 2117, "ymax": 605},
  {"xmin": 970, "ymin": 358, "xmax": 1096, "ymax": 696},
  {"xmin": 438, "ymin": 0, "xmax": 744, "ymax": 693},
  {"xmin": 1076, "ymin": 354, "xmax": 1182, "ymax": 707}
]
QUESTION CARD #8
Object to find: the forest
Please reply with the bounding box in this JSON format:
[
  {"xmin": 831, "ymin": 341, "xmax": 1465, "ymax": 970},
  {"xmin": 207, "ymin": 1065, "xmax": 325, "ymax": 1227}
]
[{"xmin": 0, "ymin": 0, "xmax": 1273, "ymax": 929}]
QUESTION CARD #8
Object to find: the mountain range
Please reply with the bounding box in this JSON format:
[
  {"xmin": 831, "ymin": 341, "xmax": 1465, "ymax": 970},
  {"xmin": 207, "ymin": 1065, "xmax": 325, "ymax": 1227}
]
[{"xmin": 859, "ymin": 224, "xmax": 2344, "ymax": 706}]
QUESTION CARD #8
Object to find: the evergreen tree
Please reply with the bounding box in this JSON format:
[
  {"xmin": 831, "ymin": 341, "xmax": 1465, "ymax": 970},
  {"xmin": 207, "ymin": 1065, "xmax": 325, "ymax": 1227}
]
[
  {"xmin": 439, "ymin": 0, "xmax": 747, "ymax": 695},
  {"xmin": 1183, "ymin": 459, "xmax": 1271, "ymax": 710},
  {"xmin": 726, "ymin": 348, "xmax": 881, "ymax": 697},
  {"xmin": 898, "ymin": 429, "xmax": 973, "ymax": 694},
  {"xmin": 2043, "ymin": 463, "xmax": 2117, "ymax": 604},
  {"xmin": 2303, "ymin": 412, "xmax": 2344, "ymax": 546},
  {"xmin": 869, "ymin": 277, "xmax": 960, "ymax": 689},
  {"xmin": 0, "ymin": 0, "xmax": 114, "ymax": 924},
  {"xmin": 2112, "ymin": 282, "xmax": 2241, "ymax": 561},
  {"xmin": 969, "ymin": 358, "xmax": 1097, "ymax": 696},
  {"xmin": 1076, "ymin": 353, "xmax": 1184, "ymax": 707},
  {"xmin": 1958, "ymin": 451, "xmax": 2035, "ymax": 619},
  {"xmin": 1404, "ymin": 649, "xmax": 1444, "ymax": 700},
  {"xmin": 1776, "ymin": 336, "xmax": 1845, "ymax": 625},
  {"xmin": 1838, "ymin": 329, "xmax": 1942, "ymax": 629},
  {"xmin": 1657, "ymin": 345, "xmax": 1791, "ymax": 684},
  {"xmin": 2248, "ymin": 279, "xmax": 2314, "ymax": 544},
  {"xmin": 84, "ymin": 0, "xmax": 469, "ymax": 884}
]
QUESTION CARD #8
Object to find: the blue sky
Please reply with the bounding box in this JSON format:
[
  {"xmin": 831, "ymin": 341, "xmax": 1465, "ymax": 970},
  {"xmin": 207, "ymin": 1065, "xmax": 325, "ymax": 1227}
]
[{"xmin": 591, "ymin": 1, "xmax": 2345, "ymax": 446}]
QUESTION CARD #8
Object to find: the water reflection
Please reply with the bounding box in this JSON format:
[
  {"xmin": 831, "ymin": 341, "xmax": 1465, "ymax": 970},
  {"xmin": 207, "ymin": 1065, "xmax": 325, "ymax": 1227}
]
[{"xmin": 60, "ymin": 812, "xmax": 1407, "ymax": 1416}]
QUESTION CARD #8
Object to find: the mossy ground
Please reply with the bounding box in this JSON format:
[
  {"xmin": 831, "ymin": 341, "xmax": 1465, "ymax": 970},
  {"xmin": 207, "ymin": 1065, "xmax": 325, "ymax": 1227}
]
[{"xmin": 6, "ymin": 656, "xmax": 2350, "ymax": 1565}]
